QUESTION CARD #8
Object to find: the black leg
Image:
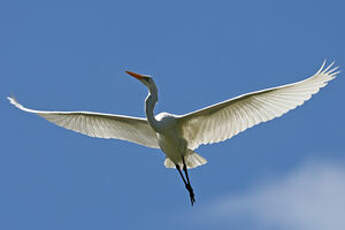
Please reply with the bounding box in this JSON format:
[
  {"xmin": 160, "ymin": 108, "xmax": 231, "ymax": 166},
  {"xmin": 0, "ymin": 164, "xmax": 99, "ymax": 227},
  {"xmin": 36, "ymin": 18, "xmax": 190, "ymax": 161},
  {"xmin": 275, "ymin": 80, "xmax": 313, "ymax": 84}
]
[
  {"xmin": 182, "ymin": 157, "xmax": 191, "ymax": 185},
  {"xmin": 176, "ymin": 164, "xmax": 187, "ymax": 185},
  {"xmin": 176, "ymin": 162, "xmax": 195, "ymax": 206},
  {"xmin": 182, "ymin": 156, "xmax": 196, "ymax": 206}
]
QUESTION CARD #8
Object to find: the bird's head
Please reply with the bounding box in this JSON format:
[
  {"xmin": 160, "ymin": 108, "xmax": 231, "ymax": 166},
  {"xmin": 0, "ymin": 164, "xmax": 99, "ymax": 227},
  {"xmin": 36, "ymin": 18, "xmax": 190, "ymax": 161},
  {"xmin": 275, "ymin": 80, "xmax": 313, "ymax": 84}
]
[{"xmin": 125, "ymin": 71, "xmax": 157, "ymax": 93}]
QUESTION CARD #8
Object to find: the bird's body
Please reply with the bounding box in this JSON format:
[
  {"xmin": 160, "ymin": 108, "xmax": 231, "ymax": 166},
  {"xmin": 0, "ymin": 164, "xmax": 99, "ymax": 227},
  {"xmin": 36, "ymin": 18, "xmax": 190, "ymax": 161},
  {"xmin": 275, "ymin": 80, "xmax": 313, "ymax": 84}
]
[
  {"xmin": 155, "ymin": 113, "xmax": 184, "ymax": 164},
  {"xmin": 154, "ymin": 112, "xmax": 207, "ymax": 169},
  {"xmin": 8, "ymin": 61, "xmax": 339, "ymax": 205}
]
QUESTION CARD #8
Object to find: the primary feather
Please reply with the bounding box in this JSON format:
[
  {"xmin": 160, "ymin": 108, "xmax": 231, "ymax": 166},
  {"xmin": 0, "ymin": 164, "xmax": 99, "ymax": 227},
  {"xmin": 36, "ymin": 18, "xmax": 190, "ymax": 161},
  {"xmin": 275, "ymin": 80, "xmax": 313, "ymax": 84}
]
[
  {"xmin": 7, "ymin": 97, "xmax": 159, "ymax": 149},
  {"xmin": 178, "ymin": 61, "xmax": 339, "ymax": 150}
]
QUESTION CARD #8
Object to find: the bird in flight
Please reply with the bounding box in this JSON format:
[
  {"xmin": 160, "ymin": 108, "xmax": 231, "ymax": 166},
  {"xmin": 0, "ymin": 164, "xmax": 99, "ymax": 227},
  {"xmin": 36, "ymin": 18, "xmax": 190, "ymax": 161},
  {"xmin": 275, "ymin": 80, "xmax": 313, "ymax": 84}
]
[{"xmin": 8, "ymin": 61, "xmax": 339, "ymax": 205}]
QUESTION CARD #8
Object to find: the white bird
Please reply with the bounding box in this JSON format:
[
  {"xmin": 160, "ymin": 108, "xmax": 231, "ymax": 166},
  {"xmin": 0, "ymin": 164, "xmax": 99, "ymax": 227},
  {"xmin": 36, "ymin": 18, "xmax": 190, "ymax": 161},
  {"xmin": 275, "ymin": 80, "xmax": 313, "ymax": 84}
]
[{"xmin": 8, "ymin": 61, "xmax": 339, "ymax": 205}]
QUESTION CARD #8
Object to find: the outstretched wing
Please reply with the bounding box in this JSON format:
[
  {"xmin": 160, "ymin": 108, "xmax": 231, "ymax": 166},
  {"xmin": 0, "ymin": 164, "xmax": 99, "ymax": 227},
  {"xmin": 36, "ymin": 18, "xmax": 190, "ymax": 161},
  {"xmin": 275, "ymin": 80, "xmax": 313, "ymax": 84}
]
[
  {"xmin": 8, "ymin": 97, "xmax": 159, "ymax": 149},
  {"xmin": 178, "ymin": 61, "xmax": 339, "ymax": 150}
]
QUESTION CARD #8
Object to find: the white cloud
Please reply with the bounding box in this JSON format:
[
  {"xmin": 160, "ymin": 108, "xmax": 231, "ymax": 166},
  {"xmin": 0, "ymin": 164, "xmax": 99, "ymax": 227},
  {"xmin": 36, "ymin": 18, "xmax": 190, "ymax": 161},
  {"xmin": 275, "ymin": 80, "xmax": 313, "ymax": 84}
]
[{"xmin": 201, "ymin": 160, "xmax": 345, "ymax": 230}]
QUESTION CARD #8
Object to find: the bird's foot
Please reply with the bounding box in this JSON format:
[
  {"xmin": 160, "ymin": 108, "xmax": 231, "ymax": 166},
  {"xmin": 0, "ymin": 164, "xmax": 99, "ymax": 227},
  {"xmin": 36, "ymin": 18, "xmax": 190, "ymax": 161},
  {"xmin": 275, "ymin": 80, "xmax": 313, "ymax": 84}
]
[{"xmin": 185, "ymin": 183, "xmax": 195, "ymax": 206}]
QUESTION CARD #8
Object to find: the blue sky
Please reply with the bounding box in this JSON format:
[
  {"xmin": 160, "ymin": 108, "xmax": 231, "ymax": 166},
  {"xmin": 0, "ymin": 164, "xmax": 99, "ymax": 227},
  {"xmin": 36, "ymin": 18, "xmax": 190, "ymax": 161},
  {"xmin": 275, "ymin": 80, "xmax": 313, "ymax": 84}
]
[{"xmin": 1, "ymin": 0, "xmax": 344, "ymax": 229}]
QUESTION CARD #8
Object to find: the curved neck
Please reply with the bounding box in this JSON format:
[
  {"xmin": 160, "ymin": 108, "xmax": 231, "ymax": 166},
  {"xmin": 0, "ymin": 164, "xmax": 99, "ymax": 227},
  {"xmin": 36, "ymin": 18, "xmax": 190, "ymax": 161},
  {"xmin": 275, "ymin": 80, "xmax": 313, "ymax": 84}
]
[{"xmin": 145, "ymin": 89, "xmax": 160, "ymax": 132}]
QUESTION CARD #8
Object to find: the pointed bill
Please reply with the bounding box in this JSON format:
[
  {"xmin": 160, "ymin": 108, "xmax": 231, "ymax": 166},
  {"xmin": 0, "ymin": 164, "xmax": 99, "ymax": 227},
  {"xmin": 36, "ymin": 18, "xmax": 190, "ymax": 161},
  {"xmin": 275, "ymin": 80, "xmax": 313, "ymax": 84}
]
[{"xmin": 125, "ymin": 71, "xmax": 145, "ymax": 80}]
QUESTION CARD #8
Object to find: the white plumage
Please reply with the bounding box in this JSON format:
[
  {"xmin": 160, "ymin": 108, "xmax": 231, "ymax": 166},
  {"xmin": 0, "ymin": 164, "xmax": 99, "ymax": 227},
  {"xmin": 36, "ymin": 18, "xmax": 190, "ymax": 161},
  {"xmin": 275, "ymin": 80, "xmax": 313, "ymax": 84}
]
[
  {"xmin": 7, "ymin": 100, "xmax": 159, "ymax": 149},
  {"xmin": 178, "ymin": 61, "xmax": 338, "ymax": 150},
  {"xmin": 8, "ymin": 61, "xmax": 339, "ymax": 205}
]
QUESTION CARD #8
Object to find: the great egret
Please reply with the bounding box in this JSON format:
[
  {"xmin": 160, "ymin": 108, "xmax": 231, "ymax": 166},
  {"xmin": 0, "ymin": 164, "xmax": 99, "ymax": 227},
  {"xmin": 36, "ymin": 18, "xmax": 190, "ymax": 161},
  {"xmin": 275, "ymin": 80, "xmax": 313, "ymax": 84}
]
[{"xmin": 8, "ymin": 61, "xmax": 339, "ymax": 205}]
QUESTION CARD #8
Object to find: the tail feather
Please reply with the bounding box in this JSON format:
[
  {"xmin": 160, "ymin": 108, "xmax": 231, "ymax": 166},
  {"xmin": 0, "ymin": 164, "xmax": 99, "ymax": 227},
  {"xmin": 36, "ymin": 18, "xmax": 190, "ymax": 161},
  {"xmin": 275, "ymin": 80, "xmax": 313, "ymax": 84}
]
[
  {"xmin": 164, "ymin": 158, "xmax": 176, "ymax": 168},
  {"xmin": 164, "ymin": 151, "xmax": 207, "ymax": 169}
]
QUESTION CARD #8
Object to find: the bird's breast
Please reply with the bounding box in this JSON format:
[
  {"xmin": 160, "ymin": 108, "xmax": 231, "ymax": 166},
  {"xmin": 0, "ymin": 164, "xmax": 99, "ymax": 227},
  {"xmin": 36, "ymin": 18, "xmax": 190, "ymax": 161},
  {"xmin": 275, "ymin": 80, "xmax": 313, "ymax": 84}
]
[{"xmin": 157, "ymin": 132, "xmax": 185, "ymax": 163}]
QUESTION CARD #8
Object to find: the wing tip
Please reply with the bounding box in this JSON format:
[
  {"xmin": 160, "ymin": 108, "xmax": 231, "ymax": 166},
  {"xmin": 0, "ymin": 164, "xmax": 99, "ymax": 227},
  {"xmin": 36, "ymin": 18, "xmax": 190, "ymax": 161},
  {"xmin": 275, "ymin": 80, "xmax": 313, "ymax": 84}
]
[
  {"xmin": 321, "ymin": 60, "xmax": 339, "ymax": 72},
  {"xmin": 315, "ymin": 60, "xmax": 340, "ymax": 82},
  {"xmin": 7, "ymin": 96, "xmax": 19, "ymax": 107},
  {"xmin": 7, "ymin": 96, "xmax": 32, "ymax": 113}
]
